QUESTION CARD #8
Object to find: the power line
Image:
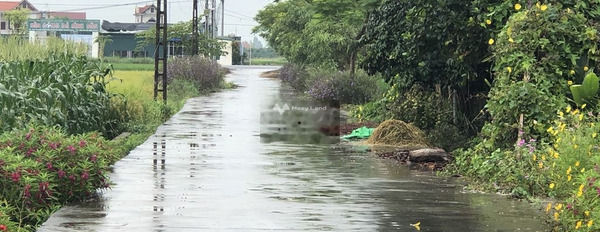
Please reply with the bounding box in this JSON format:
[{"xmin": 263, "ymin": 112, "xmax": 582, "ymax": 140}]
[
  {"xmin": 61, "ymin": 0, "xmax": 189, "ymax": 12},
  {"xmin": 224, "ymin": 9, "xmax": 254, "ymax": 20}
]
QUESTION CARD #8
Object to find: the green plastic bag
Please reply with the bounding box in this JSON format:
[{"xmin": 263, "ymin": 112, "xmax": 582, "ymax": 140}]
[{"xmin": 341, "ymin": 126, "xmax": 375, "ymax": 140}]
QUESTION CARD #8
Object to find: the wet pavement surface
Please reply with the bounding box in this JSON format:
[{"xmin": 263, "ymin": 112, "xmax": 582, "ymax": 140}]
[{"xmin": 39, "ymin": 66, "xmax": 548, "ymax": 231}]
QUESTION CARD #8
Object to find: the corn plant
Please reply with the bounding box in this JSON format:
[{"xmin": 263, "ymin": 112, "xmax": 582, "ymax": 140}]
[{"xmin": 0, "ymin": 52, "xmax": 128, "ymax": 138}]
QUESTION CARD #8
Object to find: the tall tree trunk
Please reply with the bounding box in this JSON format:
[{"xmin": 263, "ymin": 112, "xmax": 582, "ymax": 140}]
[{"xmin": 350, "ymin": 13, "xmax": 370, "ymax": 78}]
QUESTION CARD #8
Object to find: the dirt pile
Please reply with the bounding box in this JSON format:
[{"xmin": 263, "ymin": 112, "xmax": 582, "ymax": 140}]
[{"xmin": 366, "ymin": 119, "xmax": 429, "ymax": 147}]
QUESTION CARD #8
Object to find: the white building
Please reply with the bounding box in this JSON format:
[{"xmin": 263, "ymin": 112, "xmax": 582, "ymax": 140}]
[{"xmin": 134, "ymin": 4, "xmax": 157, "ymax": 23}]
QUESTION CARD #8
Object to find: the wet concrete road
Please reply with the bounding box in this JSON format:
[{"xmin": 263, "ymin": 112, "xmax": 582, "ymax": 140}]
[{"xmin": 39, "ymin": 66, "xmax": 548, "ymax": 231}]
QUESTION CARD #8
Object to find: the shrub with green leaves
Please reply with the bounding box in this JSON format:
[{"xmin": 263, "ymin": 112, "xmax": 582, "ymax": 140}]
[
  {"xmin": 453, "ymin": 4, "xmax": 600, "ymax": 187},
  {"xmin": 0, "ymin": 126, "xmax": 116, "ymax": 229}
]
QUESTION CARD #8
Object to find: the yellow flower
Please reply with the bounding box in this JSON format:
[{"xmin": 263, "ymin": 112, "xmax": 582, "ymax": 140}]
[
  {"xmin": 581, "ymin": 104, "xmax": 587, "ymax": 109},
  {"xmin": 546, "ymin": 203, "xmax": 552, "ymax": 213},
  {"xmin": 575, "ymin": 161, "xmax": 580, "ymax": 167},
  {"xmin": 486, "ymin": 19, "xmax": 492, "ymax": 25},
  {"xmin": 573, "ymin": 109, "xmax": 580, "ymax": 115},
  {"xmin": 567, "ymin": 8, "xmax": 571, "ymax": 13},
  {"xmin": 509, "ymin": 38, "xmax": 514, "ymax": 43},
  {"xmin": 574, "ymin": 144, "xmax": 579, "ymax": 149},
  {"xmin": 593, "ymin": 133, "xmax": 597, "ymax": 138},
  {"xmin": 410, "ymin": 221, "xmax": 421, "ymax": 231},
  {"xmin": 579, "ymin": 114, "xmax": 584, "ymax": 121},
  {"xmin": 539, "ymin": 162, "xmax": 544, "ymax": 169},
  {"xmin": 554, "ymin": 212, "xmax": 559, "ymax": 221},
  {"xmin": 541, "ymin": 4, "xmax": 548, "ymax": 11},
  {"xmin": 576, "ymin": 221, "xmax": 582, "ymax": 229},
  {"xmin": 568, "ymin": 175, "xmax": 572, "ymax": 181},
  {"xmin": 542, "ymin": 155, "xmax": 546, "ymax": 161},
  {"xmin": 566, "ymin": 106, "xmax": 572, "ymax": 113},
  {"xmin": 585, "ymin": 211, "xmax": 590, "ymax": 217},
  {"xmin": 550, "ymin": 183, "xmax": 555, "ymax": 189},
  {"xmin": 555, "ymin": 203, "xmax": 563, "ymax": 210},
  {"xmin": 536, "ymin": 2, "xmax": 540, "ymax": 8},
  {"xmin": 553, "ymin": 152, "xmax": 559, "ymax": 159},
  {"xmin": 584, "ymin": 66, "xmax": 589, "ymax": 71},
  {"xmin": 533, "ymin": 154, "xmax": 537, "ymax": 161},
  {"xmin": 507, "ymin": 67, "xmax": 512, "ymax": 73},
  {"xmin": 588, "ymin": 220, "xmax": 594, "ymax": 227},
  {"xmin": 489, "ymin": 38, "xmax": 495, "ymax": 45},
  {"xmin": 559, "ymin": 111, "xmax": 564, "ymax": 117},
  {"xmin": 515, "ymin": 3, "xmax": 522, "ymax": 10},
  {"xmin": 570, "ymin": 70, "xmax": 576, "ymax": 75},
  {"xmin": 547, "ymin": 127, "xmax": 553, "ymax": 133},
  {"xmin": 581, "ymin": 168, "xmax": 585, "ymax": 173},
  {"xmin": 567, "ymin": 166, "xmax": 572, "ymax": 174},
  {"xmin": 568, "ymin": 80, "xmax": 573, "ymax": 85}
]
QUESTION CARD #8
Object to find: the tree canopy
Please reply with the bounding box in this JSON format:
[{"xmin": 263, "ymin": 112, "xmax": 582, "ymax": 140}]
[
  {"xmin": 253, "ymin": 0, "xmax": 381, "ymax": 70},
  {"xmin": 137, "ymin": 20, "xmax": 225, "ymax": 57}
]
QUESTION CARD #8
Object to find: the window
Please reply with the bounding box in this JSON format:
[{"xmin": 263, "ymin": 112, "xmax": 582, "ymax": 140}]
[
  {"xmin": 151, "ymin": 7, "xmax": 155, "ymax": 13},
  {"xmin": 0, "ymin": 22, "xmax": 5, "ymax": 30}
]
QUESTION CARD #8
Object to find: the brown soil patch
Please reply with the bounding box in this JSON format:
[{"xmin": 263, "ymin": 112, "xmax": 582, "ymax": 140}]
[
  {"xmin": 260, "ymin": 70, "xmax": 280, "ymax": 78},
  {"xmin": 376, "ymin": 149, "xmax": 448, "ymax": 171}
]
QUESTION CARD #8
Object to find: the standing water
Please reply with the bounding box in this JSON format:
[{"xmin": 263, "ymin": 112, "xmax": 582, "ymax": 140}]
[{"xmin": 39, "ymin": 66, "xmax": 548, "ymax": 231}]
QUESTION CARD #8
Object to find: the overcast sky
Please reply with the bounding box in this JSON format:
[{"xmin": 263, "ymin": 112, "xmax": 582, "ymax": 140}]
[{"xmin": 28, "ymin": 0, "xmax": 273, "ymax": 42}]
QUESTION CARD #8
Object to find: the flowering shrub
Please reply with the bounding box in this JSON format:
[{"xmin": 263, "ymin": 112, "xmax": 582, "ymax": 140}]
[
  {"xmin": 0, "ymin": 202, "xmax": 25, "ymax": 232},
  {"xmin": 540, "ymin": 105, "xmax": 600, "ymax": 231},
  {"xmin": 305, "ymin": 69, "xmax": 385, "ymax": 104},
  {"xmin": 0, "ymin": 126, "xmax": 117, "ymax": 228},
  {"xmin": 278, "ymin": 63, "xmax": 309, "ymax": 91},
  {"xmin": 167, "ymin": 56, "xmax": 227, "ymax": 92}
]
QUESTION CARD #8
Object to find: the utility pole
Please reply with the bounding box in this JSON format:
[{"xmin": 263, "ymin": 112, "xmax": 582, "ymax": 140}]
[
  {"xmin": 205, "ymin": 0, "xmax": 209, "ymax": 37},
  {"xmin": 192, "ymin": 0, "xmax": 199, "ymax": 55},
  {"xmin": 221, "ymin": 0, "xmax": 224, "ymax": 37},
  {"xmin": 154, "ymin": 0, "xmax": 168, "ymax": 101},
  {"xmin": 211, "ymin": 0, "xmax": 216, "ymax": 39}
]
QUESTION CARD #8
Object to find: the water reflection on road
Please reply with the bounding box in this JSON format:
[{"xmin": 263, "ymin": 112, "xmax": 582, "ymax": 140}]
[{"xmin": 39, "ymin": 66, "xmax": 547, "ymax": 232}]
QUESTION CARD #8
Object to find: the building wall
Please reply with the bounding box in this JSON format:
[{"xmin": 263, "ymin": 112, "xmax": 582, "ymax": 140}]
[
  {"xmin": 217, "ymin": 40, "xmax": 233, "ymax": 66},
  {"xmin": 103, "ymin": 33, "xmax": 156, "ymax": 58}
]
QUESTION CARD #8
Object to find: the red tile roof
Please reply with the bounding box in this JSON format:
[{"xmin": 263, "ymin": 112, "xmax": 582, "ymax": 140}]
[
  {"xmin": 0, "ymin": 0, "xmax": 37, "ymax": 11},
  {"xmin": 48, "ymin": 11, "xmax": 86, "ymax": 20},
  {"xmin": 135, "ymin": 4, "xmax": 154, "ymax": 14},
  {"xmin": 0, "ymin": 1, "xmax": 20, "ymax": 11}
]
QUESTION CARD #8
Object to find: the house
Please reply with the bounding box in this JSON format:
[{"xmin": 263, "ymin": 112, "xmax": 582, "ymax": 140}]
[
  {"xmin": 0, "ymin": 0, "xmax": 37, "ymax": 35},
  {"xmin": 44, "ymin": 11, "xmax": 86, "ymax": 20},
  {"xmin": 0, "ymin": 0, "xmax": 87, "ymax": 35},
  {"xmin": 101, "ymin": 20, "xmax": 156, "ymax": 58},
  {"xmin": 134, "ymin": 4, "xmax": 156, "ymax": 23}
]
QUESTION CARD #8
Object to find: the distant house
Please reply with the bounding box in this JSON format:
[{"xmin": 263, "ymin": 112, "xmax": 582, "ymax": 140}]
[
  {"xmin": 134, "ymin": 4, "xmax": 156, "ymax": 23},
  {"xmin": 0, "ymin": 0, "xmax": 37, "ymax": 35},
  {"xmin": 101, "ymin": 20, "xmax": 156, "ymax": 58},
  {"xmin": 44, "ymin": 11, "xmax": 86, "ymax": 20},
  {"xmin": 0, "ymin": 0, "xmax": 87, "ymax": 35}
]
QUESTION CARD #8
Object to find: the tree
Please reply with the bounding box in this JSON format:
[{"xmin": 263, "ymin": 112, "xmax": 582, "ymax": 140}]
[
  {"xmin": 94, "ymin": 35, "xmax": 112, "ymax": 58},
  {"xmin": 137, "ymin": 20, "xmax": 225, "ymax": 57},
  {"xmin": 4, "ymin": 8, "xmax": 30, "ymax": 35},
  {"xmin": 252, "ymin": 36, "xmax": 263, "ymax": 49},
  {"xmin": 253, "ymin": 0, "xmax": 382, "ymax": 70},
  {"xmin": 362, "ymin": 0, "xmax": 491, "ymax": 92}
]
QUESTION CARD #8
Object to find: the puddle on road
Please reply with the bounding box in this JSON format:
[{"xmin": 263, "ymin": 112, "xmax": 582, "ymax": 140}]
[{"xmin": 39, "ymin": 66, "xmax": 548, "ymax": 232}]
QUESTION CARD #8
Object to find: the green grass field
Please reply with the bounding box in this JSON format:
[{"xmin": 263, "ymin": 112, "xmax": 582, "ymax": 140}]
[
  {"xmin": 246, "ymin": 57, "xmax": 287, "ymax": 66},
  {"xmin": 110, "ymin": 63, "xmax": 155, "ymax": 71}
]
